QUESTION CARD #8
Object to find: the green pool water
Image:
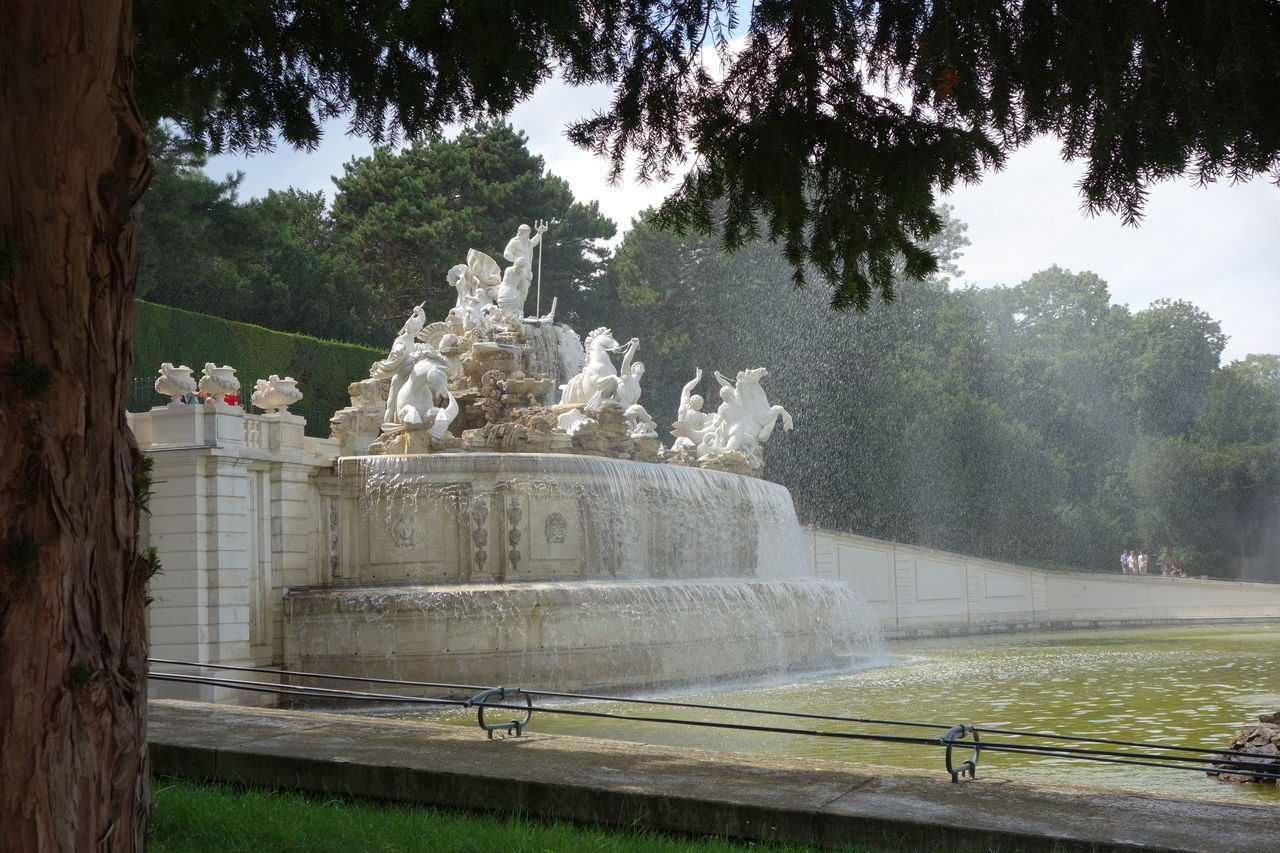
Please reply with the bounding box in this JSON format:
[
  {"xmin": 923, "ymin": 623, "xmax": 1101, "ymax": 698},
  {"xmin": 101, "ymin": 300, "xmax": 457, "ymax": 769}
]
[{"xmin": 379, "ymin": 623, "xmax": 1280, "ymax": 801}]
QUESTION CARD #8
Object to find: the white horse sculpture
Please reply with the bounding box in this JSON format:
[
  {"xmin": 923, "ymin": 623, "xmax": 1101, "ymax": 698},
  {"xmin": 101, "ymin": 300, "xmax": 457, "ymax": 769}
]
[
  {"xmin": 372, "ymin": 305, "xmax": 459, "ymax": 438},
  {"xmin": 560, "ymin": 327, "xmax": 628, "ymax": 408},
  {"xmin": 702, "ymin": 368, "xmax": 793, "ymax": 460}
]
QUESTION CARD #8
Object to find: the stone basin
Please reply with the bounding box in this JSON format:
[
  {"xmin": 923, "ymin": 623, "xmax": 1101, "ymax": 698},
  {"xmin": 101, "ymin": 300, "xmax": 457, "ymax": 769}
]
[{"xmin": 286, "ymin": 453, "xmax": 878, "ymax": 693}]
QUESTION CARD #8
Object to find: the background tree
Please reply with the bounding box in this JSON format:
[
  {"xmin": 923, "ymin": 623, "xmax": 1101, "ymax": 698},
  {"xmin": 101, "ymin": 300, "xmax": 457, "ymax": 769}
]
[
  {"xmin": 1130, "ymin": 355, "xmax": 1280, "ymax": 578},
  {"xmin": 137, "ymin": 125, "xmax": 253, "ymax": 313},
  {"xmin": 329, "ymin": 121, "xmax": 615, "ymax": 334},
  {"xmin": 242, "ymin": 188, "xmax": 372, "ymax": 342},
  {"xmin": 973, "ymin": 268, "xmax": 1140, "ymax": 567},
  {"xmin": 138, "ymin": 127, "xmax": 371, "ymax": 342},
  {"xmin": 137, "ymin": 121, "xmax": 614, "ymax": 341},
  {"xmin": 593, "ymin": 214, "xmax": 1280, "ymax": 579},
  {"xmin": 1126, "ymin": 299, "xmax": 1228, "ymax": 437}
]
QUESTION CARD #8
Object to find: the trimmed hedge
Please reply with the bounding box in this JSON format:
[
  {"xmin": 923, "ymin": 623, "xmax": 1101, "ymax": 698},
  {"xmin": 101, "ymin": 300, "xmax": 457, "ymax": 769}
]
[{"xmin": 132, "ymin": 300, "xmax": 382, "ymax": 436}]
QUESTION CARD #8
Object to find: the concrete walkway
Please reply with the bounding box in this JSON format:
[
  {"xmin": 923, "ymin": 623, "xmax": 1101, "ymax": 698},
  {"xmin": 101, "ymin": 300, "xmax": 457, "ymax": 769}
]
[{"xmin": 150, "ymin": 700, "xmax": 1278, "ymax": 852}]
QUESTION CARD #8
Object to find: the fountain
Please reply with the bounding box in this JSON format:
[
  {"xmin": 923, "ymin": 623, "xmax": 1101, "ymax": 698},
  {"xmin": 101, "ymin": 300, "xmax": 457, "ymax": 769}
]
[{"xmin": 285, "ymin": 222, "xmax": 879, "ymax": 694}]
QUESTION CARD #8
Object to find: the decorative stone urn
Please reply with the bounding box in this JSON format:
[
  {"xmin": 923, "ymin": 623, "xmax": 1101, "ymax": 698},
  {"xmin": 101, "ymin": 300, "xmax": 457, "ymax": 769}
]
[
  {"xmin": 198, "ymin": 363, "xmax": 241, "ymax": 404},
  {"xmin": 251, "ymin": 374, "xmax": 304, "ymax": 414},
  {"xmin": 154, "ymin": 362, "xmax": 197, "ymax": 405}
]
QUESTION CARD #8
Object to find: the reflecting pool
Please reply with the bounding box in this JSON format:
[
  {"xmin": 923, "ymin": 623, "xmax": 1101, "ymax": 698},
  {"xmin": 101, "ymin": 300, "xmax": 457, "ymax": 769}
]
[{"xmin": 379, "ymin": 623, "xmax": 1280, "ymax": 800}]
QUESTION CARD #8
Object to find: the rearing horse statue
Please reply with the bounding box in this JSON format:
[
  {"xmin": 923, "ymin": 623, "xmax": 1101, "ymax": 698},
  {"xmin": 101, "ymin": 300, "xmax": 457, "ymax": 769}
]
[
  {"xmin": 559, "ymin": 327, "xmax": 625, "ymax": 408},
  {"xmin": 703, "ymin": 368, "xmax": 793, "ymax": 459}
]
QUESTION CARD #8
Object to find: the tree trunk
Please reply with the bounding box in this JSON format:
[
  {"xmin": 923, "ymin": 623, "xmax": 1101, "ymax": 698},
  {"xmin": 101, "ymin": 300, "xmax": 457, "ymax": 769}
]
[{"xmin": 1, "ymin": 1, "xmax": 152, "ymax": 849}]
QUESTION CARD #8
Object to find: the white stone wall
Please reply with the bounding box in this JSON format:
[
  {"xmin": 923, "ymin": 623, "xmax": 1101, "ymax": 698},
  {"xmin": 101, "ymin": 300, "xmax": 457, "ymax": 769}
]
[
  {"xmin": 805, "ymin": 528, "xmax": 1280, "ymax": 638},
  {"xmin": 130, "ymin": 404, "xmax": 337, "ymax": 702}
]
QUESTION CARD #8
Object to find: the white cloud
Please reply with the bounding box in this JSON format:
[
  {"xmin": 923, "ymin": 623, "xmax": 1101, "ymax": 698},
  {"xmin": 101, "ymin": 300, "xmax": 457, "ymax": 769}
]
[
  {"xmin": 944, "ymin": 136, "xmax": 1279, "ymax": 363},
  {"xmin": 205, "ymin": 121, "xmax": 371, "ymax": 203}
]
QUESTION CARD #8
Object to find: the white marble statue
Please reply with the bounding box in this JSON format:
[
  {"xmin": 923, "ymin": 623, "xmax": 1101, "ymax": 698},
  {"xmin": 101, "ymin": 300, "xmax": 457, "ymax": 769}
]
[
  {"xmin": 614, "ymin": 339, "xmax": 642, "ymax": 408},
  {"xmin": 441, "ymin": 223, "xmax": 552, "ymax": 331},
  {"xmin": 445, "ymin": 262, "xmax": 488, "ymax": 332},
  {"xmin": 467, "ymin": 248, "xmax": 503, "ymax": 294},
  {"xmin": 251, "ymin": 374, "xmax": 303, "ymax": 414},
  {"xmin": 494, "ymin": 220, "xmax": 548, "ymax": 320},
  {"xmin": 700, "ymin": 368, "xmax": 793, "ymax": 463},
  {"xmin": 154, "ymin": 363, "xmax": 197, "ymax": 404},
  {"xmin": 371, "ymin": 305, "xmax": 458, "ymax": 438},
  {"xmin": 626, "ymin": 406, "xmax": 659, "ymax": 439},
  {"xmin": 537, "ymin": 296, "xmax": 558, "ymax": 325},
  {"xmin": 559, "ymin": 327, "xmax": 625, "ymax": 408},
  {"xmin": 198, "ymin": 363, "xmax": 240, "ymax": 403},
  {"xmin": 613, "ymin": 338, "xmax": 657, "ymax": 437},
  {"xmin": 670, "ymin": 368, "xmax": 717, "ymax": 451}
]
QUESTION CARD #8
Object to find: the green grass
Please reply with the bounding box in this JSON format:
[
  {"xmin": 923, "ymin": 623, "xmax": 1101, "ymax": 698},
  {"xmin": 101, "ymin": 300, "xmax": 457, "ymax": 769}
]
[
  {"xmin": 149, "ymin": 776, "xmax": 1049, "ymax": 852},
  {"xmin": 149, "ymin": 777, "xmax": 833, "ymax": 853}
]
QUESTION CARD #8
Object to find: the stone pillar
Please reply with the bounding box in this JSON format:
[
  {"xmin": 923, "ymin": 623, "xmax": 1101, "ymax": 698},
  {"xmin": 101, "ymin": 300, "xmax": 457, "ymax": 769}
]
[
  {"xmin": 129, "ymin": 404, "xmax": 337, "ymax": 704},
  {"xmin": 269, "ymin": 460, "xmax": 326, "ymax": 661},
  {"xmin": 144, "ymin": 429, "xmax": 253, "ymax": 701}
]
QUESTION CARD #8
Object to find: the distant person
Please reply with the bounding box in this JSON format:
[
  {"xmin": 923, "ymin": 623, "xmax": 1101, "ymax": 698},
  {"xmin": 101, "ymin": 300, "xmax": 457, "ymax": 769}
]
[{"xmin": 1120, "ymin": 552, "xmax": 1131, "ymax": 573}]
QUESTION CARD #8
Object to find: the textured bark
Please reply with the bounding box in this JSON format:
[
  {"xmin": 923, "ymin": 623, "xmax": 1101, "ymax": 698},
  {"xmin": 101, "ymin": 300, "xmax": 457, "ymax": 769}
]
[{"xmin": 1, "ymin": 1, "xmax": 152, "ymax": 849}]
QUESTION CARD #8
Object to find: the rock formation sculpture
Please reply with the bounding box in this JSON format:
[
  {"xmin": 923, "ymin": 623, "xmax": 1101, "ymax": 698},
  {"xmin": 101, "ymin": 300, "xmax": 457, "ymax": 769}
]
[
  {"xmin": 1209, "ymin": 711, "xmax": 1280, "ymax": 784},
  {"xmin": 329, "ymin": 378, "xmax": 388, "ymax": 456}
]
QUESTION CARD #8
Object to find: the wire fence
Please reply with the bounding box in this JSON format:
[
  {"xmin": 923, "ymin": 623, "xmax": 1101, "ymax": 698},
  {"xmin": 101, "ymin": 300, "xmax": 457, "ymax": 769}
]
[{"xmin": 148, "ymin": 659, "xmax": 1280, "ymax": 785}]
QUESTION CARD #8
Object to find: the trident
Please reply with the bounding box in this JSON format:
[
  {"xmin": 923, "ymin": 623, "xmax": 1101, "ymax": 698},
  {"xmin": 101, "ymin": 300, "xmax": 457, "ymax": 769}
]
[{"xmin": 535, "ymin": 218, "xmax": 559, "ymax": 319}]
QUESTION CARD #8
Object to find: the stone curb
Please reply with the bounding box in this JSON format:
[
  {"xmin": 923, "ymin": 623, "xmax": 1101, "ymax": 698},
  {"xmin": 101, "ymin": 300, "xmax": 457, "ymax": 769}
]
[{"xmin": 149, "ymin": 700, "xmax": 1279, "ymax": 852}]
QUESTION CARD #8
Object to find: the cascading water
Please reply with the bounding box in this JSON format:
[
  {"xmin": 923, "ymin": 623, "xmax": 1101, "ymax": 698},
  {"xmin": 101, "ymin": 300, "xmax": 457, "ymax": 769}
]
[
  {"xmin": 285, "ymin": 452, "xmax": 882, "ymax": 694},
  {"xmin": 522, "ymin": 322, "xmax": 583, "ymax": 405},
  {"xmin": 287, "ymin": 579, "xmax": 878, "ymax": 693},
  {"xmin": 344, "ymin": 453, "xmax": 813, "ymax": 581}
]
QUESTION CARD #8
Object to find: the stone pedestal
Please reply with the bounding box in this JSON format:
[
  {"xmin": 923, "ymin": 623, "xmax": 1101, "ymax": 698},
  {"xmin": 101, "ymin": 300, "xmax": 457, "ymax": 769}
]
[{"xmin": 146, "ymin": 401, "xmax": 245, "ymax": 448}]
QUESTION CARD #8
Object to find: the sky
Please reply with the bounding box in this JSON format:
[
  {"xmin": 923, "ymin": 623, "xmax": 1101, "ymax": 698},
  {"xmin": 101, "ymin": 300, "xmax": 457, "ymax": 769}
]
[{"xmin": 206, "ymin": 78, "xmax": 1279, "ymax": 364}]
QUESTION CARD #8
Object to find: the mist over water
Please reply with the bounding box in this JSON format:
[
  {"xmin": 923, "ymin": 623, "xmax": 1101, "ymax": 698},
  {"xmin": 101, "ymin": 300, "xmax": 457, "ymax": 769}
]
[{"xmin": 588, "ymin": 211, "xmax": 1280, "ymax": 580}]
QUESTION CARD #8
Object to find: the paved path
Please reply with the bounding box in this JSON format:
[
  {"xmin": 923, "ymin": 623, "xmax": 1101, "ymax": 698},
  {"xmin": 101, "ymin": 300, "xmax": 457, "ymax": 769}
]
[{"xmin": 149, "ymin": 700, "xmax": 1278, "ymax": 852}]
